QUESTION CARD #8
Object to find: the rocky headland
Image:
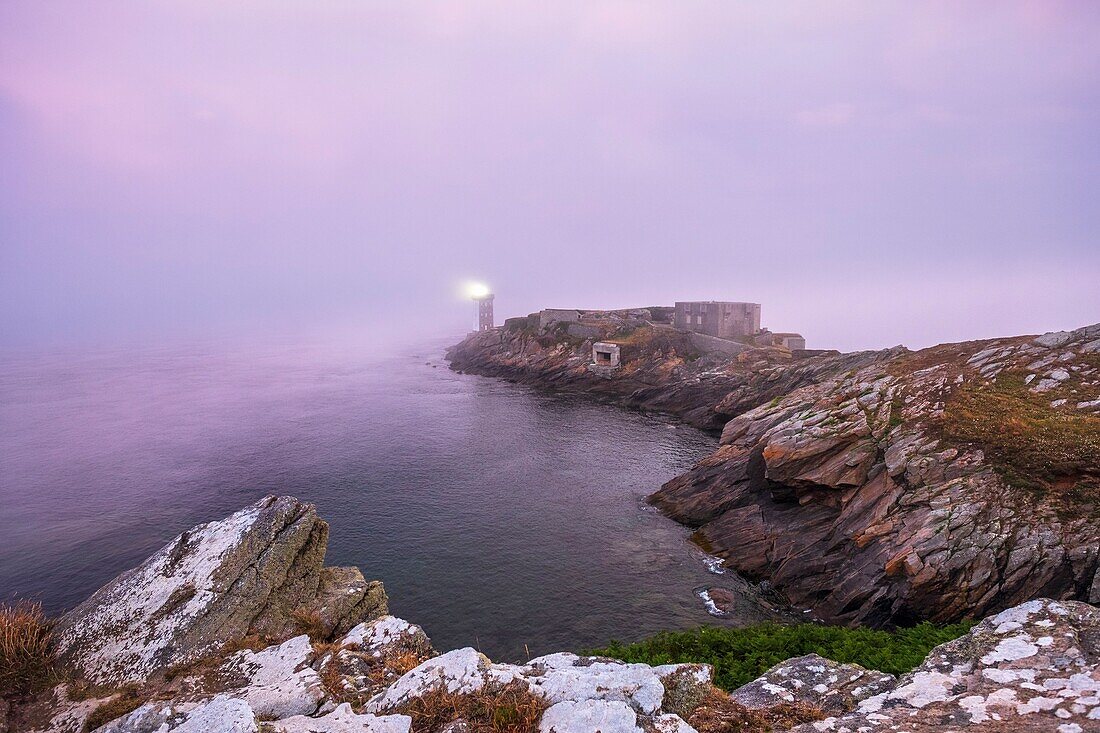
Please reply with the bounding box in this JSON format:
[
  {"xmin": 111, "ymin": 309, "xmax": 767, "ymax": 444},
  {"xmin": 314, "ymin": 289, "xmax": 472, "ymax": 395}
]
[
  {"xmin": 3, "ymin": 498, "xmax": 1098, "ymax": 733},
  {"xmin": 446, "ymin": 313, "xmax": 1100, "ymax": 628}
]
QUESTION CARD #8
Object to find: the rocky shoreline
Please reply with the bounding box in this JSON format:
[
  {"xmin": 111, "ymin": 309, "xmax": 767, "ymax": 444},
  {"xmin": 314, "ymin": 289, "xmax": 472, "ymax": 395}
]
[
  {"xmin": 446, "ymin": 316, "xmax": 1100, "ymax": 628},
  {"xmin": 4, "ymin": 497, "xmax": 1098, "ymax": 733}
]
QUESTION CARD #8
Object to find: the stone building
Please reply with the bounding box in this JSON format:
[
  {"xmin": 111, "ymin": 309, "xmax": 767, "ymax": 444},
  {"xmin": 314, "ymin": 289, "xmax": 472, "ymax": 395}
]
[
  {"xmin": 771, "ymin": 332, "xmax": 806, "ymax": 350},
  {"xmin": 674, "ymin": 301, "xmax": 761, "ymax": 340},
  {"xmin": 591, "ymin": 342, "xmax": 621, "ymax": 367}
]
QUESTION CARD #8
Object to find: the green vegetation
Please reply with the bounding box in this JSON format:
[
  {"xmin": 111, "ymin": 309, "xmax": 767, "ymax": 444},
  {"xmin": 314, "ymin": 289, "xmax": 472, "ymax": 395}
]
[
  {"xmin": 941, "ymin": 369, "xmax": 1100, "ymax": 503},
  {"xmin": 586, "ymin": 621, "xmax": 974, "ymax": 691}
]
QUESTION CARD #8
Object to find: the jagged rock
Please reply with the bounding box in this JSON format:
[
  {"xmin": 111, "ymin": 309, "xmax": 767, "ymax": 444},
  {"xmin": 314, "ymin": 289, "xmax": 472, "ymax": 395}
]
[
  {"xmin": 653, "ymin": 664, "xmax": 713, "ymax": 718},
  {"xmin": 366, "ymin": 648, "xmax": 494, "ymax": 711},
  {"xmin": 539, "ymin": 700, "xmax": 648, "ymax": 733},
  {"xmin": 214, "ymin": 635, "xmax": 326, "ymax": 719},
  {"xmin": 796, "ymin": 598, "xmax": 1100, "ymax": 732},
  {"xmin": 324, "ymin": 616, "xmax": 436, "ymax": 700},
  {"xmin": 93, "ymin": 695, "xmax": 258, "ymax": 733},
  {"xmin": 366, "ymin": 647, "xmax": 712, "ymax": 719},
  {"xmin": 268, "ymin": 703, "xmax": 412, "ymax": 733},
  {"xmin": 54, "ymin": 496, "xmax": 388, "ymax": 685},
  {"xmin": 729, "ymin": 654, "xmax": 895, "ymax": 714},
  {"xmin": 21, "ymin": 685, "xmax": 116, "ymax": 733},
  {"xmin": 650, "ymin": 325, "xmax": 1100, "ymax": 626}
]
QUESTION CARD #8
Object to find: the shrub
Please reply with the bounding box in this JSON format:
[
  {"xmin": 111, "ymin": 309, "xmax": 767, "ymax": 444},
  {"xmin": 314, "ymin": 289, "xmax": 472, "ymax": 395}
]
[
  {"xmin": 291, "ymin": 607, "xmax": 329, "ymax": 641},
  {"xmin": 0, "ymin": 600, "xmax": 57, "ymax": 696},
  {"xmin": 687, "ymin": 688, "xmax": 823, "ymax": 733},
  {"xmin": 586, "ymin": 620, "xmax": 974, "ymax": 691},
  {"xmin": 393, "ymin": 680, "xmax": 549, "ymax": 733}
]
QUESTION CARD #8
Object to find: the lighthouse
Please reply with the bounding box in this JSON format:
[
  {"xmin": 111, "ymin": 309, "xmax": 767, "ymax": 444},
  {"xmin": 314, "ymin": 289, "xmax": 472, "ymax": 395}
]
[
  {"xmin": 474, "ymin": 292, "xmax": 495, "ymax": 331},
  {"xmin": 465, "ymin": 282, "xmax": 495, "ymax": 331}
]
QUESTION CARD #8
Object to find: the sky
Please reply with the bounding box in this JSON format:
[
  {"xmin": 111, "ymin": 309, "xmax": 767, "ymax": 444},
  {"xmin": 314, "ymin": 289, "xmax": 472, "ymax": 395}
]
[{"xmin": 1, "ymin": 2, "xmax": 1098, "ymax": 352}]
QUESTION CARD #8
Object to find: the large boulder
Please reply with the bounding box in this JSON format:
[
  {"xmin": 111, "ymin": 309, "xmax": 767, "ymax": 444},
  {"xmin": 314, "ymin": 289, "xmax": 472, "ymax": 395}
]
[
  {"xmin": 269, "ymin": 704, "xmax": 412, "ymax": 733},
  {"xmin": 212, "ymin": 635, "xmax": 327, "ymax": 719},
  {"xmin": 54, "ymin": 496, "xmax": 388, "ymax": 685},
  {"xmin": 797, "ymin": 598, "xmax": 1100, "ymax": 732},
  {"xmin": 730, "ymin": 654, "xmax": 895, "ymax": 715},
  {"xmin": 362, "ymin": 647, "xmax": 711, "ymax": 733},
  {"xmin": 92, "ymin": 695, "xmax": 258, "ymax": 733}
]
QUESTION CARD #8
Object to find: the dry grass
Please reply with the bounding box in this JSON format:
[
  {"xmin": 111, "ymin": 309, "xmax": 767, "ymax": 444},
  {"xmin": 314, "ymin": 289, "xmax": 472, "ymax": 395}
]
[
  {"xmin": 82, "ymin": 686, "xmax": 144, "ymax": 732},
  {"xmin": 941, "ymin": 370, "xmax": 1100, "ymax": 509},
  {"xmin": 392, "ymin": 681, "xmax": 549, "ymax": 733},
  {"xmin": 319, "ymin": 646, "xmax": 430, "ymax": 710},
  {"xmin": 291, "ymin": 608, "xmax": 329, "ymax": 640},
  {"xmin": 0, "ymin": 600, "xmax": 57, "ymax": 696},
  {"xmin": 687, "ymin": 688, "xmax": 824, "ymax": 733}
]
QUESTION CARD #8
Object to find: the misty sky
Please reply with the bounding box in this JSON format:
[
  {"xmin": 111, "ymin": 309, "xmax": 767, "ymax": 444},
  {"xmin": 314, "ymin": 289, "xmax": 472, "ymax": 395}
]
[{"xmin": 1, "ymin": 2, "xmax": 1097, "ymax": 352}]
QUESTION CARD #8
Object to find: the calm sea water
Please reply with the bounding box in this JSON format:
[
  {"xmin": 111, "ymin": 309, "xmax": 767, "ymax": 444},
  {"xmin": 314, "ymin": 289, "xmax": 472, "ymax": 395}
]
[{"xmin": 0, "ymin": 336, "xmax": 775, "ymax": 660}]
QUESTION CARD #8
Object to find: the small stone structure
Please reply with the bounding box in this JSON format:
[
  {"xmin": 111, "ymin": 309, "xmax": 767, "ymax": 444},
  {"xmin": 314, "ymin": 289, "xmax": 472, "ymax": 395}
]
[
  {"xmin": 674, "ymin": 301, "xmax": 761, "ymax": 340},
  {"xmin": 591, "ymin": 342, "xmax": 621, "ymax": 367},
  {"xmin": 771, "ymin": 332, "xmax": 806, "ymax": 350},
  {"xmin": 538, "ymin": 309, "xmax": 581, "ymax": 332}
]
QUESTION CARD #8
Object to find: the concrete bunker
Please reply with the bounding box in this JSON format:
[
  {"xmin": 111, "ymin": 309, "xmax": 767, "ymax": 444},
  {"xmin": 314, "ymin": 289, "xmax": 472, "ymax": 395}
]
[{"xmin": 592, "ymin": 342, "xmax": 621, "ymax": 367}]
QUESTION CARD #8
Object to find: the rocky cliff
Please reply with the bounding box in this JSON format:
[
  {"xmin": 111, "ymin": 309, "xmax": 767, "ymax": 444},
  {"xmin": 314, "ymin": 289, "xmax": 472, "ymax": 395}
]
[
  {"xmin": 54, "ymin": 496, "xmax": 388, "ymax": 687},
  {"xmin": 447, "ymin": 317, "xmax": 1100, "ymax": 627},
  {"xmin": 6, "ymin": 500, "xmax": 1098, "ymax": 733}
]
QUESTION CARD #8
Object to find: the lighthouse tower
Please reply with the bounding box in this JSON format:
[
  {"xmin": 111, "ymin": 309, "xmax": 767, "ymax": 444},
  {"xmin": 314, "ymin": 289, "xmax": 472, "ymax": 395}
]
[{"xmin": 474, "ymin": 293, "xmax": 495, "ymax": 331}]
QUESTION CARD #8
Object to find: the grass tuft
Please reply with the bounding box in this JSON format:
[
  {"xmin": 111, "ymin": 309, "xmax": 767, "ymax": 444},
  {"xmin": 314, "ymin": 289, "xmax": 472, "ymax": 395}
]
[
  {"xmin": 82, "ymin": 686, "xmax": 144, "ymax": 731},
  {"xmin": 392, "ymin": 680, "xmax": 549, "ymax": 733},
  {"xmin": 0, "ymin": 600, "xmax": 58, "ymax": 696},
  {"xmin": 687, "ymin": 688, "xmax": 823, "ymax": 733},
  {"xmin": 587, "ymin": 621, "xmax": 974, "ymax": 691},
  {"xmin": 291, "ymin": 608, "xmax": 329, "ymax": 641}
]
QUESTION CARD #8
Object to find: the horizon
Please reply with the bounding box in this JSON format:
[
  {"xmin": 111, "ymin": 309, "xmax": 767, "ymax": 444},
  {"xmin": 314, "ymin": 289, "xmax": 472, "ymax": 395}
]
[{"xmin": 2, "ymin": 2, "xmax": 1099, "ymax": 353}]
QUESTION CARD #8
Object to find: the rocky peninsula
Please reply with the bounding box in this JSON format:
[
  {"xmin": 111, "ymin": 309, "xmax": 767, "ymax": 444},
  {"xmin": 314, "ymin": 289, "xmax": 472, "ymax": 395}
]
[
  {"xmin": 3, "ymin": 497, "xmax": 1098, "ymax": 733},
  {"xmin": 446, "ymin": 312, "xmax": 1100, "ymax": 628}
]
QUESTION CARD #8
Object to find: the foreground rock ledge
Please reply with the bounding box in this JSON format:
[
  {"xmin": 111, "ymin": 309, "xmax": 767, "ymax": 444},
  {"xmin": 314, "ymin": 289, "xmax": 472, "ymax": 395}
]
[
  {"xmin": 10, "ymin": 499, "xmax": 1099, "ymax": 733},
  {"xmin": 54, "ymin": 496, "xmax": 388, "ymax": 686}
]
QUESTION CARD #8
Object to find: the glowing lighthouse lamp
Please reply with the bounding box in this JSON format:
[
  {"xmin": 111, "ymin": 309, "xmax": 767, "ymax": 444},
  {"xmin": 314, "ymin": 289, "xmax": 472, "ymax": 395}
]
[{"xmin": 465, "ymin": 282, "xmax": 495, "ymax": 331}]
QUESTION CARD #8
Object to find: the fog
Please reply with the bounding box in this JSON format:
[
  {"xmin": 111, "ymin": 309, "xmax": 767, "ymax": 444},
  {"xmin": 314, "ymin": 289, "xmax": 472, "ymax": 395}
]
[{"xmin": 1, "ymin": 2, "xmax": 1098, "ymax": 352}]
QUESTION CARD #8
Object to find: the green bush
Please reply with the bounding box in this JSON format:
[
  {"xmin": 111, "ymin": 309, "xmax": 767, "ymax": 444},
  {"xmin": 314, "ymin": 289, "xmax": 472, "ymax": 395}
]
[{"xmin": 585, "ymin": 621, "xmax": 974, "ymax": 691}]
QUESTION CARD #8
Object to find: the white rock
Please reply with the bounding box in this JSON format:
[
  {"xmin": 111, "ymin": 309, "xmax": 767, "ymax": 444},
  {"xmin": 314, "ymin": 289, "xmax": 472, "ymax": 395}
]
[
  {"xmin": 94, "ymin": 695, "xmax": 258, "ymax": 733},
  {"xmin": 270, "ymin": 703, "xmax": 412, "ymax": 733},
  {"xmin": 219, "ymin": 635, "xmax": 326, "ymax": 719},
  {"xmin": 1034, "ymin": 331, "xmax": 1073, "ymax": 349},
  {"xmin": 524, "ymin": 653, "xmax": 667, "ymax": 714},
  {"xmin": 539, "ymin": 699, "xmax": 641, "ymax": 733},
  {"xmin": 343, "ymin": 616, "xmax": 417, "ymax": 649},
  {"xmin": 173, "ymin": 696, "xmax": 258, "ymax": 733},
  {"xmin": 367, "ymin": 648, "xmax": 490, "ymax": 712}
]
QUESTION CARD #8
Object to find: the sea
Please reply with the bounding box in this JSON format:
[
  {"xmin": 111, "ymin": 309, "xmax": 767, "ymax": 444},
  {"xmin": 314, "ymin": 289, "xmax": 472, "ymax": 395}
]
[{"xmin": 0, "ymin": 335, "xmax": 776, "ymax": 661}]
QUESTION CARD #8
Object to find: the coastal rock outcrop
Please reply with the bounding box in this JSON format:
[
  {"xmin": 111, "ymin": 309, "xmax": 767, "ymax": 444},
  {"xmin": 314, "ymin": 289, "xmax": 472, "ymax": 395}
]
[
  {"xmin": 793, "ymin": 598, "xmax": 1100, "ymax": 732},
  {"xmin": 53, "ymin": 495, "xmax": 388, "ymax": 686},
  {"xmin": 652, "ymin": 324, "xmax": 1100, "ymax": 626},
  {"xmin": 729, "ymin": 655, "xmax": 895, "ymax": 714},
  {"xmin": 449, "ymin": 317, "xmax": 1100, "ymax": 627},
  {"xmin": 7, "ymin": 500, "xmax": 1100, "ymax": 733}
]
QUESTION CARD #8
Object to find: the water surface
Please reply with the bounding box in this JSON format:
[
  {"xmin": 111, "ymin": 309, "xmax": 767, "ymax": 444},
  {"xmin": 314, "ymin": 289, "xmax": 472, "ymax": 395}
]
[{"xmin": 0, "ymin": 336, "xmax": 774, "ymax": 660}]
